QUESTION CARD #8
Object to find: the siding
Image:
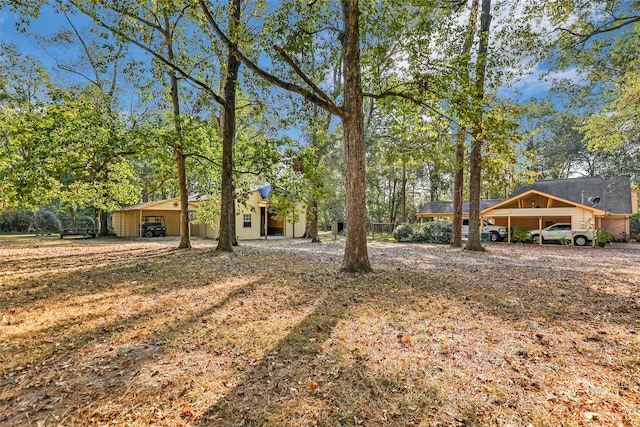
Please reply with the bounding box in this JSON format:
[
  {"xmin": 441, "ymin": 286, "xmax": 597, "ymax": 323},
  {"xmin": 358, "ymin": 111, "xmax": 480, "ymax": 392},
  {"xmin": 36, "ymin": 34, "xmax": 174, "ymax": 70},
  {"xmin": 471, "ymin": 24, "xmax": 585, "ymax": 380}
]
[{"xmin": 601, "ymin": 217, "xmax": 628, "ymax": 239}]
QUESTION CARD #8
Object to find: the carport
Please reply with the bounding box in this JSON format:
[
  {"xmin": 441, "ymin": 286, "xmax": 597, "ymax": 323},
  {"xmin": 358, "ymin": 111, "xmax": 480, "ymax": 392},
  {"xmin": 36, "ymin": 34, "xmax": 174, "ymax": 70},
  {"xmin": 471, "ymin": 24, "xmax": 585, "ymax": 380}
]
[
  {"xmin": 481, "ymin": 189, "xmax": 606, "ymax": 246},
  {"xmin": 111, "ymin": 198, "xmax": 200, "ymax": 238}
]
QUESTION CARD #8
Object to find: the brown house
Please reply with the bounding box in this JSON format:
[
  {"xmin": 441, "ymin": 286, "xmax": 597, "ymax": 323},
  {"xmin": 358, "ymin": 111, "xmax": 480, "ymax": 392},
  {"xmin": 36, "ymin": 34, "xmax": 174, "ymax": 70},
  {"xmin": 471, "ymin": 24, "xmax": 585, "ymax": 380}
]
[{"xmin": 417, "ymin": 176, "xmax": 639, "ymax": 243}]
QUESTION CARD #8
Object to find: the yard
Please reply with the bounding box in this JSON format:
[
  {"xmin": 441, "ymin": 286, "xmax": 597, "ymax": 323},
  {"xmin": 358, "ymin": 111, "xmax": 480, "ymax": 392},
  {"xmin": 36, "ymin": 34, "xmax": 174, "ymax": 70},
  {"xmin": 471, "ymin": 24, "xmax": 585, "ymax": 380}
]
[{"xmin": 1, "ymin": 236, "xmax": 639, "ymax": 426}]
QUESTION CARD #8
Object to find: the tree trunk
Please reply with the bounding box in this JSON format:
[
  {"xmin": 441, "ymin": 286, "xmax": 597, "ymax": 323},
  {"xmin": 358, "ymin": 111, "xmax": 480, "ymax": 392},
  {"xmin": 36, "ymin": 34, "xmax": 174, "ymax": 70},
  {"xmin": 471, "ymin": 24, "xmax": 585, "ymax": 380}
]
[
  {"xmin": 401, "ymin": 163, "xmax": 407, "ymax": 224},
  {"xmin": 304, "ymin": 197, "xmax": 320, "ymax": 242},
  {"xmin": 389, "ymin": 177, "xmax": 397, "ymax": 225},
  {"xmin": 340, "ymin": 0, "xmax": 372, "ymax": 273},
  {"xmin": 452, "ymin": 131, "xmax": 465, "ymax": 247},
  {"xmin": 452, "ymin": 0, "xmax": 479, "ymax": 248},
  {"xmin": 175, "ymin": 147, "xmax": 191, "ymax": 248},
  {"xmin": 465, "ymin": 0, "xmax": 491, "ymax": 252},
  {"xmin": 99, "ymin": 209, "xmax": 108, "ymax": 237},
  {"xmin": 163, "ymin": 11, "xmax": 190, "ymax": 249},
  {"xmin": 216, "ymin": 0, "xmax": 241, "ymax": 252}
]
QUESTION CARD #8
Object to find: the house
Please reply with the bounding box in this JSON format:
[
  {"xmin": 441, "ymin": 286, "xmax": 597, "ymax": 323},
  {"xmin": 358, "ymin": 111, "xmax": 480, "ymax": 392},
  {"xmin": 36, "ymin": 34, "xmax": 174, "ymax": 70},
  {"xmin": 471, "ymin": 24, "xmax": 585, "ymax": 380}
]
[
  {"xmin": 491, "ymin": 176, "xmax": 638, "ymax": 242},
  {"xmin": 112, "ymin": 184, "xmax": 306, "ymax": 240},
  {"xmin": 416, "ymin": 176, "xmax": 639, "ymax": 243}
]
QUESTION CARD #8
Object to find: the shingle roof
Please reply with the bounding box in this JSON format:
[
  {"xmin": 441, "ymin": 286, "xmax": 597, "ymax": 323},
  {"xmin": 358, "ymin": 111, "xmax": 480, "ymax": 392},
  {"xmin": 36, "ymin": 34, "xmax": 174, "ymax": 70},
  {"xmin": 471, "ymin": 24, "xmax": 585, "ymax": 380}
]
[
  {"xmin": 511, "ymin": 176, "xmax": 633, "ymax": 214},
  {"xmin": 417, "ymin": 199, "xmax": 504, "ymax": 215}
]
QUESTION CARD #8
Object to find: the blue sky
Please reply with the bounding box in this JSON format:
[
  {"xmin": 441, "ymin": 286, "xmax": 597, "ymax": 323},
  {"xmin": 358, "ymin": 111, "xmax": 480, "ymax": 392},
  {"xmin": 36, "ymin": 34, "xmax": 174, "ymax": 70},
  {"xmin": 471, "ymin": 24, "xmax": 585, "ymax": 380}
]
[{"xmin": 1, "ymin": 3, "xmax": 562, "ymax": 108}]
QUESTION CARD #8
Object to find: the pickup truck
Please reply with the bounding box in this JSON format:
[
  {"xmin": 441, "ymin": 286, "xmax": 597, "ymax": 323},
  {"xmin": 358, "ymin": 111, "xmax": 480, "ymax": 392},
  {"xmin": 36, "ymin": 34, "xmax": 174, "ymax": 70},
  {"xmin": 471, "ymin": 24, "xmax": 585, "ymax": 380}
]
[{"xmin": 462, "ymin": 219, "xmax": 508, "ymax": 242}]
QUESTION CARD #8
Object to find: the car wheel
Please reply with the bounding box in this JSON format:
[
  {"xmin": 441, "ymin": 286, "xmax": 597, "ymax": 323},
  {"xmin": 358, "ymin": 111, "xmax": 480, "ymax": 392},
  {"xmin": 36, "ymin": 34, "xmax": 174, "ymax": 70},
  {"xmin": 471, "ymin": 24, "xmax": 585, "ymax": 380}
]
[
  {"xmin": 574, "ymin": 235, "xmax": 589, "ymax": 246},
  {"xmin": 162, "ymin": 233, "xmax": 166, "ymax": 237},
  {"xmin": 145, "ymin": 230, "xmax": 154, "ymax": 238},
  {"xmin": 490, "ymin": 231, "xmax": 500, "ymax": 242},
  {"xmin": 532, "ymin": 235, "xmax": 540, "ymax": 244}
]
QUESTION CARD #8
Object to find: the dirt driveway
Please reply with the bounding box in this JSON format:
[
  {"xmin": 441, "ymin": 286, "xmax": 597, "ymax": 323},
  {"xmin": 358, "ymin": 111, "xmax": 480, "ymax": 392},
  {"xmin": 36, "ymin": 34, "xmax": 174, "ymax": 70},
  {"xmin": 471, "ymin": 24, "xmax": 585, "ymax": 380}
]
[{"xmin": 1, "ymin": 236, "xmax": 639, "ymax": 426}]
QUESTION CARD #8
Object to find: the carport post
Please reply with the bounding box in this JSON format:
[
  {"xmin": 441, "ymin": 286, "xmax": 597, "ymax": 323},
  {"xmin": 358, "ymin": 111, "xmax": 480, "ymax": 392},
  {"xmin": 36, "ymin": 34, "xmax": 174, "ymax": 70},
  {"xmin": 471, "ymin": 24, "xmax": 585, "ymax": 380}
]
[
  {"xmin": 139, "ymin": 209, "xmax": 143, "ymax": 238},
  {"xmin": 507, "ymin": 216, "xmax": 511, "ymax": 243},
  {"xmin": 538, "ymin": 217, "xmax": 543, "ymax": 245}
]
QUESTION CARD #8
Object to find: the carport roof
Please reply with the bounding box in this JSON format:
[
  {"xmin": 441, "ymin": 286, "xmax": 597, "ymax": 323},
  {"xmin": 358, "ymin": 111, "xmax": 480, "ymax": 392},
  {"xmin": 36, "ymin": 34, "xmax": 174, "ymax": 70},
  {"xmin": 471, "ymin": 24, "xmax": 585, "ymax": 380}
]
[
  {"xmin": 117, "ymin": 198, "xmax": 199, "ymax": 211},
  {"xmin": 511, "ymin": 176, "xmax": 633, "ymax": 214},
  {"xmin": 482, "ymin": 189, "xmax": 607, "ymax": 215}
]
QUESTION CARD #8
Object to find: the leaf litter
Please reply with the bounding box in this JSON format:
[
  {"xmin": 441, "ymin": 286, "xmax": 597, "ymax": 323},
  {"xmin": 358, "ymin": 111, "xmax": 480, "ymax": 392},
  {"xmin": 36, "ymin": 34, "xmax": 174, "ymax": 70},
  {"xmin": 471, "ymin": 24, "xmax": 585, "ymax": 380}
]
[{"xmin": 0, "ymin": 236, "xmax": 639, "ymax": 426}]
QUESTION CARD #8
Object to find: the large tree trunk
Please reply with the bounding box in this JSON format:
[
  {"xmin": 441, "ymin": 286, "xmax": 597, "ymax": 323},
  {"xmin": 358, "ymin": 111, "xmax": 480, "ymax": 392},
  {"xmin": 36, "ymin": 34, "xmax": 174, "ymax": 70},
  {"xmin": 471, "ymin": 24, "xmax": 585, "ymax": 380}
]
[
  {"xmin": 452, "ymin": 0, "xmax": 479, "ymax": 248},
  {"xmin": 340, "ymin": 0, "xmax": 372, "ymax": 273},
  {"xmin": 216, "ymin": 0, "xmax": 241, "ymax": 252},
  {"xmin": 465, "ymin": 0, "xmax": 491, "ymax": 252}
]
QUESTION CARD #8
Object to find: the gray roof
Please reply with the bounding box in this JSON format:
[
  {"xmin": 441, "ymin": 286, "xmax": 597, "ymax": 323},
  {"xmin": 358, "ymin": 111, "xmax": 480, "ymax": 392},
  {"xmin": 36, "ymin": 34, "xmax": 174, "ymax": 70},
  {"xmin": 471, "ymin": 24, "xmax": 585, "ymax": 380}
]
[
  {"xmin": 417, "ymin": 199, "xmax": 504, "ymax": 215},
  {"xmin": 511, "ymin": 176, "xmax": 633, "ymax": 214}
]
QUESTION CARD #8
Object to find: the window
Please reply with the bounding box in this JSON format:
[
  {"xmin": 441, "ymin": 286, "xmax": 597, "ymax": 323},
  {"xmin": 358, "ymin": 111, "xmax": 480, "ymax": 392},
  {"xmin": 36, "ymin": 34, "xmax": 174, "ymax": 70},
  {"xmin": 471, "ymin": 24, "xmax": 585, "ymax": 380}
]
[{"xmin": 243, "ymin": 214, "xmax": 252, "ymax": 228}]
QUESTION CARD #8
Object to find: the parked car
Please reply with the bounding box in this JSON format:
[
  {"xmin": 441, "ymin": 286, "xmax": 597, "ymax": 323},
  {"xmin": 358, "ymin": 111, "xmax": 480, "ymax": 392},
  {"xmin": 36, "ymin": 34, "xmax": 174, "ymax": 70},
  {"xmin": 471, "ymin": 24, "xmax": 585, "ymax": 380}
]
[
  {"xmin": 462, "ymin": 219, "xmax": 508, "ymax": 242},
  {"xmin": 527, "ymin": 223, "xmax": 593, "ymax": 246},
  {"xmin": 139, "ymin": 216, "xmax": 167, "ymax": 237}
]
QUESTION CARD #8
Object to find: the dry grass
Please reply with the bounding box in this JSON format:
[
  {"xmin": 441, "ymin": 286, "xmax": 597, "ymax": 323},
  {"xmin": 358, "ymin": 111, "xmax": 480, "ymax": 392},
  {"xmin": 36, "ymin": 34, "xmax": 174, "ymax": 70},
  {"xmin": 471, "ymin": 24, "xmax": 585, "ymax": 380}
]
[{"xmin": 1, "ymin": 235, "xmax": 639, "ymax": 426}]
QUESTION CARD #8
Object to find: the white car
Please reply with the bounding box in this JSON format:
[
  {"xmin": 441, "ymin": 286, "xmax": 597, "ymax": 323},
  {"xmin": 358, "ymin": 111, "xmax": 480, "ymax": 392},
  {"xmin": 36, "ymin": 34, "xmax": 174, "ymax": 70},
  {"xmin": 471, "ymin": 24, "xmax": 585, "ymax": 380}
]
[{"xmin": 528, "ymin": 223, "xmax": 593, "ymax": 246}]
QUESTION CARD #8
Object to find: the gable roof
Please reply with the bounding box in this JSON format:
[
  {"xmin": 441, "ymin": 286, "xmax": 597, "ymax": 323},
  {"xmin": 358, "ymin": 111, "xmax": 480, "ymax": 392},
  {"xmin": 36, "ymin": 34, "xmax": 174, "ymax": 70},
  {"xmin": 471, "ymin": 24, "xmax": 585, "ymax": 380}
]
[
  {"xmin": 417, "ymin": 199, "xmax": 503, "ymax": 215},
  {"xmin": 484, "ymin": 188, "xmax": 607, "ymax": 215},
  {"xmin": 511, "ymin": 176, "xmax": 633, "ymax": 214}
]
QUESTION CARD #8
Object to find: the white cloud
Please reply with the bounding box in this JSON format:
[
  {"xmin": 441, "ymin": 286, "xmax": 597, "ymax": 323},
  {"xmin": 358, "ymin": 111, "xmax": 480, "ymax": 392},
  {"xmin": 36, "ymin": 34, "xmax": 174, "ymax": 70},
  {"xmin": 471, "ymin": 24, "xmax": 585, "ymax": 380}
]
[{"xmin": 500, "ymin": 64, "xmax": 584, "ymax": 100}]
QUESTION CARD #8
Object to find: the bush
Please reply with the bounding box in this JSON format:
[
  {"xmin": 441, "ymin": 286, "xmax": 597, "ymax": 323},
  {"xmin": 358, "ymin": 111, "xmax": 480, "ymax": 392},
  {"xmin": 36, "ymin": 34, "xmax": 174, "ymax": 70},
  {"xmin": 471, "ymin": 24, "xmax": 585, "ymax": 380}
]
[
  {"xmin": 393, "ymin": 223, "xmax": 414, "ymax": 242},
  {"xmin": 630, "ymin": 214, "xmax": 640, "ymax": 240},
  {"xmin": 0, "ymin": 208, "xmax": 34, "ymax": 233},
  {"xmin": 32, "ymin": 209, "xmax": 61, "ymax": 234},
  {"xmin": 512, "ymin": 226, "xmax": 531, "ymax": 243},
  {"xmin": 393, "ymin": 220, "xmax": 452, "ymax": 244}
]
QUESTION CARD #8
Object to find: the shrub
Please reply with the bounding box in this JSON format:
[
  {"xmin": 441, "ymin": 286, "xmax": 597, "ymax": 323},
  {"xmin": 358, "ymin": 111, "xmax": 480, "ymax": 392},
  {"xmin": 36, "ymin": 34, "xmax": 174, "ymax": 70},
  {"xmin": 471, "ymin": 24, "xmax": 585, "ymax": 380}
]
[
  {"xmin": 393, "ymin": 221, "xmax": 452, "ymax": 244},
  {"xmin": 0, "ymin": 209, "xmax": 34, "ymax": 233},
  {"xmin": 393, "ymin": 223, "xmax": 414, "ymax": 242},
  {"xmin": 512, "ymin": 226, "xmax": 531, "ymax": 243},
  {"xmin": 32, "ymin": 209, "xmax": 61, "ymax": 234},
  {"xmin": 630, "ymin": 214, "xmax": 640, "ymax": 240}
]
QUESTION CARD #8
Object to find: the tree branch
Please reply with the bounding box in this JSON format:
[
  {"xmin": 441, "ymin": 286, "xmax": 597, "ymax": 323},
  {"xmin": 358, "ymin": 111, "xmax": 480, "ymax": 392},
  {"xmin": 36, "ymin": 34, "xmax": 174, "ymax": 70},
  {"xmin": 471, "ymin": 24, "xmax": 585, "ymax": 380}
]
[
  {"xmin": 196, "ymin": 0, "xmax": 345, "ymax": 118},
  {"xmin": 273, "ymin": 44, "xmax": 334, "ymax": 105},
  {"xmin": 557, "ymin": 16, "xmax": 640, "ymax": 45},
  {"xmin": 363, "ymin": 90, "xmax": 467, "ymax": 133},
  {"xmin": 67, "ymin": 0, "xmax": 229, "ymax": 109}
]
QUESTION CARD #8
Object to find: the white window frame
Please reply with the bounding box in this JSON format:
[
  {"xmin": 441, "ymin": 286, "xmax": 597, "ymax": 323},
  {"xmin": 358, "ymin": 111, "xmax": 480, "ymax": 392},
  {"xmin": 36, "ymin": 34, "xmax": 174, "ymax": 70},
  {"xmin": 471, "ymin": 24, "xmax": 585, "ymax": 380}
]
[{"xmin": 243, "ymin": 213, "xmax": 252, "ymax": 228}]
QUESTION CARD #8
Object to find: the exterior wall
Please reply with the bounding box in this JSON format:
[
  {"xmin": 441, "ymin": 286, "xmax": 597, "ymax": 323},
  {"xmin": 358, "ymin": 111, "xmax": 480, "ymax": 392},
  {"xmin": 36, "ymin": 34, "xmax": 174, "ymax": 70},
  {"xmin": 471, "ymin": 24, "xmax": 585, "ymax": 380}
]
[
  {"xmin": 284, "ymin": 205, "xmax": 307, "ymax": 238},
  {"xmin": 236, "ymin": 190, "xmax": 262, "ymax": 240},
  {"xmin": 632, "ymin": 191, "xmax": 639, "ymax": 214},
  {"xmin": 112, "ymin": 210, "xmax": 139, "ymax": 237},
  {"xmin": 601, "ymin": 216, "xmax": 629, "ymax": 239},
  {"xmin": 236, "ymin": 209, "xmax": 260, "ymax": 240},
  {"xmin": 190, "ymin": 221, "xmax": 219, "ymax": 239}
]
